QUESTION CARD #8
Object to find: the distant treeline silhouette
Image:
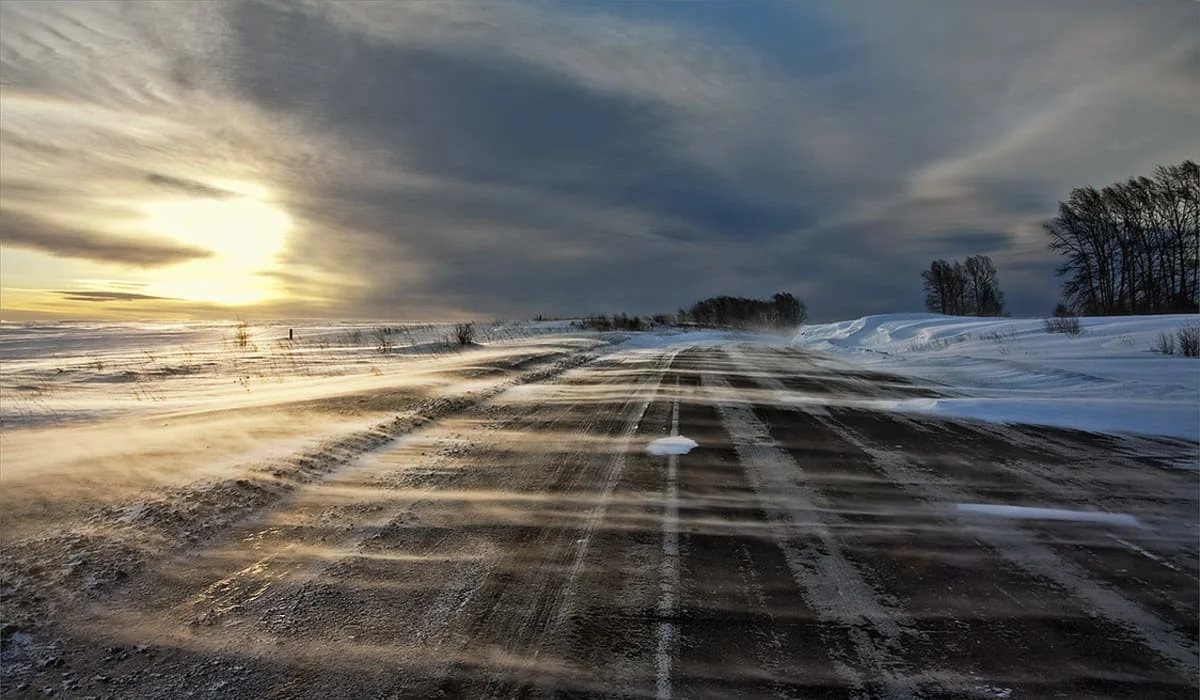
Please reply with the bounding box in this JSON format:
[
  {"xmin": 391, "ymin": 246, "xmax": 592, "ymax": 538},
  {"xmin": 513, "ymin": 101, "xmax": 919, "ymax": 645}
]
[
  {"xmin": 578, "ymin": 313, "xmax": 649, "ymax": 331},
  {"xmin": 1045, "ymin": 160, "xmax": 1198, "ymax": 315},
  {"xmin": 577, "ymin": 292, "xmax": 806, "ymax": 332},
  {"xmin": 680, "ymin": 292, "xmax": 806, "ymax": 330}
]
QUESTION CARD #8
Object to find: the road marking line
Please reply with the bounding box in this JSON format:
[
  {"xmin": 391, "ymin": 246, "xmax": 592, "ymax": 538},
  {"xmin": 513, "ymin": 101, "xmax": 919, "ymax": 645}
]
[
  {"xmin": 541, "ymin": 351, "xmax": 678, "ymax": 644},
  {"xmin": 656, "ymin": 380, "xmax": 681, "ymax": 700}
]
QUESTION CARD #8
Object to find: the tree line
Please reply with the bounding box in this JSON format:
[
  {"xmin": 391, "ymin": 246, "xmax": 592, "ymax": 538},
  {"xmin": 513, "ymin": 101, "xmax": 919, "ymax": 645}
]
[
  {"xmin": 577, "ymin": 292, "xmax": 806, "ymax": 332},
  {"xmin": 1043, "ymin": 160, "xmax": 1198, "ymax": 315},
  {"xmin": 920, "ymin": 255, "xmax": 1005, "ymax": 316},
  {"xmin": 577, "ymin": 313, "xmax": 649, "ymax": 331},
  {"xmin": 920, "ymin": 160, "xmax": 1198, "ymax": 317},
  {"xmin": 679, "ymin": 292, "xmax": 806, "ymax": 329}
]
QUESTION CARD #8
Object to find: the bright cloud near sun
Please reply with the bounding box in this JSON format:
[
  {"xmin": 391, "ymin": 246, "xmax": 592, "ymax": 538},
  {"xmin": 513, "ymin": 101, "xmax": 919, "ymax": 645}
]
[{"xmin": 135, "ymin": 182, "xmax": 292, "ymax": 305}]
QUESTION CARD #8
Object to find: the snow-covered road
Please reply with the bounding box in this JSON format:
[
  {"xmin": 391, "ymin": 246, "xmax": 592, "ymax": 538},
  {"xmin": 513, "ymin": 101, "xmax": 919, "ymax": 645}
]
[{"xmin": 2, "ymin": 328, "xmax": 1197, "ymax": 697}]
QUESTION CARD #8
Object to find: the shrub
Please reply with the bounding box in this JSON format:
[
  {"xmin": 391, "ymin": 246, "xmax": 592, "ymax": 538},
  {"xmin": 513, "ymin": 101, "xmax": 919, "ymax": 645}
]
[
  {"xmin": 454, "ymin": 322, "xmax": 475, "ymax": 345},
  {"xmin": 1152, "ymin": 331, "xmax": 1176, "ymax": 355},
  {"xmin": 372, "ymin": 327, "xmax": 394, "ymax": 354},
  {"xmin": 233, "ymin": 320, "xmax": 253, "ymax": 349},
  {"xmin": 1043, "ymin": 316, "xmax": 1083, "ymax": 335},
  {"xmin": 1178, "ymin": 324, "xmax": 1200, "ymax": 358}
]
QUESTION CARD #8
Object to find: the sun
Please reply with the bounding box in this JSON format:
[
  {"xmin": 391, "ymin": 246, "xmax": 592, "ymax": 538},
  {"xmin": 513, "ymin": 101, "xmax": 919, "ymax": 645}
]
[{"xmin": 137, "ymin": 183, "xmax": 293, "ymax": 305}]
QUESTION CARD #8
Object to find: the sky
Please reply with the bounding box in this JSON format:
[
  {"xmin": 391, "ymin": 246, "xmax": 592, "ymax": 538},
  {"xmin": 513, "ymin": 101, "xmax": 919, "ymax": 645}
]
[{"xmin": 1, "ymin": 0, "xmax": 1197, "ymax": 322}]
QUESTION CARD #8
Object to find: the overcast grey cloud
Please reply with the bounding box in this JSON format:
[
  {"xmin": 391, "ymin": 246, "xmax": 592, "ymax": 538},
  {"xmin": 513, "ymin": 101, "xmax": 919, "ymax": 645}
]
[
  {"xmin": 0, "ymin": 208, "xmax": 214, "ymax": 267},
  {"xmin": 1, "ymin": 0, "xmax": 1197, "ymax": 320}
]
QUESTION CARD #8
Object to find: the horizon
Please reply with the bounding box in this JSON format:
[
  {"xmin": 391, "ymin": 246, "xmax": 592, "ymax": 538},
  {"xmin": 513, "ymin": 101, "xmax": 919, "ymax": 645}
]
[{"xmin": 2, "ymin": 0, "xmax": 1198, "ymax": 322}]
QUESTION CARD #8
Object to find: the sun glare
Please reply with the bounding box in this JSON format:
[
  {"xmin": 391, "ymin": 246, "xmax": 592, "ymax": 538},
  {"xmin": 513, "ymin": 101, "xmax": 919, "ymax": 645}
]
[{"xmin": 138, "ymin": 184, "xmax": 292, "ymax": 305}]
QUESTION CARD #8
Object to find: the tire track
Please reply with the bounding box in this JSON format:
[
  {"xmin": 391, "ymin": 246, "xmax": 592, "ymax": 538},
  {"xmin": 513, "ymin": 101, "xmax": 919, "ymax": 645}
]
[
  {"xmin": 24, "ymin": 351, "xmax": 644, "ymax": 698},
  {"xmin": 701, "ymin": 370, "xmax": 924, "ymax": 699},
  {"xmin": 821, "ymin": 415, "xmax": 1200, "ymax": 681},
  {"xmin": 468, "ymin": 351, "xmax": 678, "ymax": 694},
  {"xmin": 725, "ymin": 345, "xmax": 1198, "ymax": 688},
  {"xmin": 367, "ymin": 353, "xmax": 674, "ymax": 695}
]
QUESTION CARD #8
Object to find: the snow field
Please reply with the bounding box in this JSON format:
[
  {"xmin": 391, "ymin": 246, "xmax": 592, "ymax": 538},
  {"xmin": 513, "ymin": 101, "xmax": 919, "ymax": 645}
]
[{"xmin": 792, "ymin": 313, "xmax": 1200, "ymax": 441}]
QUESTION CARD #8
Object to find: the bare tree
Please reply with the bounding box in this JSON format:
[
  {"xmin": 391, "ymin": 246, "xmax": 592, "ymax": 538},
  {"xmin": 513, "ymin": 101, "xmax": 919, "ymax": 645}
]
[
  {"xmin": 964, "ymin": 255, "xmax": 1005, "ymax": 316},
  {"xmin": 922, "ymin": 256, "xmax": 1004, "ymax": 316},
  {"xmin": 454, "ymin": 322, "xmax": 475, "ymax": 345},
  {"xmin": 1046, "ymin": 160, "xmax": 1199, "ymax": 315}
]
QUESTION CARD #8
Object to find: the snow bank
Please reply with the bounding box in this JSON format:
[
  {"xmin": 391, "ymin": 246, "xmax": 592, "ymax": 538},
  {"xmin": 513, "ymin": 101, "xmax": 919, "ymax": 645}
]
[{"xmin": 793, "ymin": 313, "xmax": 1200, "ymax": 441}]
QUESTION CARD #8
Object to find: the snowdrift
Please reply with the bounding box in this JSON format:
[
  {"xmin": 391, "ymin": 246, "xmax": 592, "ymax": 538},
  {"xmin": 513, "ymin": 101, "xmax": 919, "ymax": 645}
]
[{"xmin": 792, "ymin": 313, "xmax": 1200, "ymax": 442}]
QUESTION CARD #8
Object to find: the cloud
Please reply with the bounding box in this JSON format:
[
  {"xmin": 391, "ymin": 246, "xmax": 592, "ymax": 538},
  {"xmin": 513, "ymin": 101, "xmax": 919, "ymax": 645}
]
[
  {"xmin": 54, "ymin": 290, "xmax": 176, "ymax": 303},
  {"xmin": 0, "ymin": 208, "xmax": 212, "ymax": 268},
  {"xmin": 1, "ymin": 0, "xmax": 1196, "ymax": 319}
]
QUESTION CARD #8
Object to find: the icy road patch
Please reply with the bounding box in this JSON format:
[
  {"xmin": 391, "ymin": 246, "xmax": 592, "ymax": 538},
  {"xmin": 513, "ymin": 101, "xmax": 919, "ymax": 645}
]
[
  {"xmin": 956, "ymin": 503, "xmax": 1142, "ymax": 528},
  {"xmin": 646, "ymin": 436, "xmax": 699, "ymax": 456}
]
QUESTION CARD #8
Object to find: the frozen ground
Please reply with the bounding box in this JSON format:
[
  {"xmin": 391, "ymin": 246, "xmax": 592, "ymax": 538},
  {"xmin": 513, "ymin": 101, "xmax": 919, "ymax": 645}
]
[
  {"xmin": 792, "ymin": 313, "xmax": 1200, "ymax": 442},
  {"xmin": 1, "ymin": 320, "xmax": 1196, "ymax": 697},
  {"xmin": 0, "ymin": 319, "xmax": 576, "ymax": 429}
]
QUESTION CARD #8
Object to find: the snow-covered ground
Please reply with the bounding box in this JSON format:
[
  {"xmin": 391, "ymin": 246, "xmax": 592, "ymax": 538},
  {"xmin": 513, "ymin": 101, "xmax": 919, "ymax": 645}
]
[
  {"xmin": 0, "ymin": 320, "xmax": 769, "ymax": 533},
  {"xmin": 0, "ymin": 319, "xmax": 598, "ymax": 534},
  {"xmin": 0, "ymin": 319, "xmax": 576, "ymax": 429},
  {"xmin": 792, "ymin": 313, "xmax": 1200, "ymax": 442}
]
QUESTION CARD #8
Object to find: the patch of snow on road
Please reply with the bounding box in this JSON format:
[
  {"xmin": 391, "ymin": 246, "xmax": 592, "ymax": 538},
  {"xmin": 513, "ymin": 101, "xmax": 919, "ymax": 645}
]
[
  {"xmin": 956, "ymin": 503, "xmax": 1141, "ymax": 527},
  {"xmin": 646, "ymin": 436, "xmax": 698, "ymax": 456},
  {"xmin": 792, "ymin": 313, "xmax": 1200, "ymax": 440}
]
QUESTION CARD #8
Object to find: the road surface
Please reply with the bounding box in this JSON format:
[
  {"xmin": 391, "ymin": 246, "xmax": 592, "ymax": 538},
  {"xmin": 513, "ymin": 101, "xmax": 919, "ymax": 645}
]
[{"xmin": 3, "ymin": 344, "xmax": 1197, "ymax": 698}]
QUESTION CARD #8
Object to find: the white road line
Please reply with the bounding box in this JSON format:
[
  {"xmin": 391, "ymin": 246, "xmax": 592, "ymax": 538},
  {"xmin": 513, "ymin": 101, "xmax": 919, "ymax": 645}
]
[{"xmin": 656, "ymin": 380, "xmax": 681, "ymax": 700}]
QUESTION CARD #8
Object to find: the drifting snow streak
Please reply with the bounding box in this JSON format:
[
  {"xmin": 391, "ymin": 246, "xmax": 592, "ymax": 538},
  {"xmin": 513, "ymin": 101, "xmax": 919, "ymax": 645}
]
[
  {"xmin": 548, "ymin": 352, "xmax": 678, "ymax": 631},
  {"xmin": 703, "ymin": 372, "xmax": 921, "ymax": 699},
  {"xmin": 956, "ymin": 503, "xmax": 1141, "ymax": 527}
]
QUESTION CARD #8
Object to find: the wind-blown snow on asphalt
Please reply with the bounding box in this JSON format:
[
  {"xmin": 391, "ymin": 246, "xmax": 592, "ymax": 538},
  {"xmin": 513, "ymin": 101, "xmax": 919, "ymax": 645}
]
[
  {"xmin": 792, "ymin": 313, "xmax": 1200, "ymax": 441},
  {"xmin": 2, "ymin": 323, "xmax": 1196, "ymax": 697}
]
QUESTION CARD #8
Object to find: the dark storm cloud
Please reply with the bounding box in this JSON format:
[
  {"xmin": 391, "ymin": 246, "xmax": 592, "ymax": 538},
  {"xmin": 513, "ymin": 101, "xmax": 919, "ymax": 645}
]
[
  {"xmin": 54, "ymin": 290, "xmax": 176, "ymax": 303},
  {"xmin": 0, "ymin": 208, "xmax": 212, "ymax": 268},
  {"xmin": 208, "ymin": 0, "xmax": 842, "ymax": 317},
  {"xmin": 228, "ymin": 1, "xmax": 813, "ymax": 241}
]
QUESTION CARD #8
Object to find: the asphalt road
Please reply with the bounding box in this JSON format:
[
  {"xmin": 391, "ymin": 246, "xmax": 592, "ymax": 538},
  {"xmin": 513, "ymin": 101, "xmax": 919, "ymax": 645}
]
[{"xmin": 4, "ymin": 345, "xmax": 1198, "ymax": 698}]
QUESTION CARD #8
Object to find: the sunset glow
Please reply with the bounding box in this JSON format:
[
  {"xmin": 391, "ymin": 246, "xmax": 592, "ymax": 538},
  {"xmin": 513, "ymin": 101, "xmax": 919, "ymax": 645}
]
[{"xmin": 136, "ymin": 185, "xmax": 292, "ymax": 305}]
